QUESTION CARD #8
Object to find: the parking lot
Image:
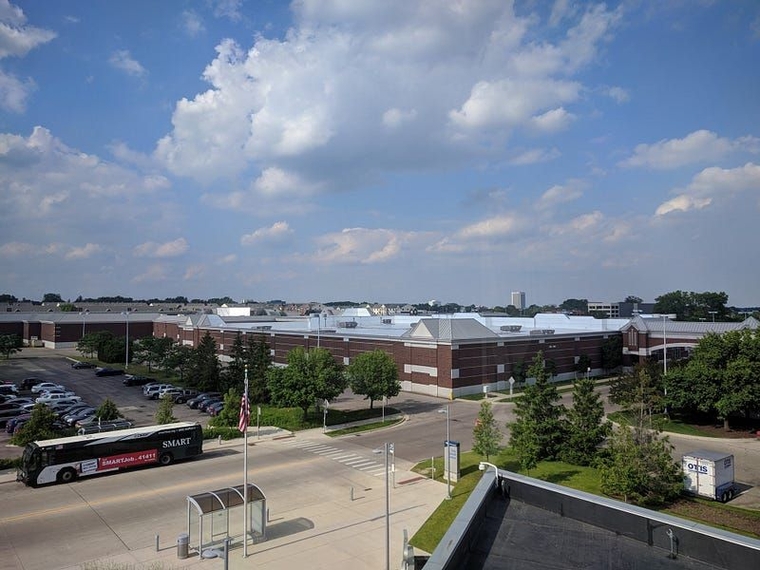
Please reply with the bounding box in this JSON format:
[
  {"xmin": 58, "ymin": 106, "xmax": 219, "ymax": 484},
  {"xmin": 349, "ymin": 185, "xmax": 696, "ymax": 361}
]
[{"xmin": 0, "ymin": 349, "xmax": 211, "ymax": 459}]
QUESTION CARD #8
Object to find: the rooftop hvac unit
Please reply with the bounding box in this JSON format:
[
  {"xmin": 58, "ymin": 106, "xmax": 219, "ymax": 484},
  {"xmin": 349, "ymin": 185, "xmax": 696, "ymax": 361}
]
[
  {"xmin": 338, "ymin": 321, "xmax": 358, "ymax": 328},
  {"xmin": 500, "ymin": 325, "xmax": 522, "ymax": 332}
]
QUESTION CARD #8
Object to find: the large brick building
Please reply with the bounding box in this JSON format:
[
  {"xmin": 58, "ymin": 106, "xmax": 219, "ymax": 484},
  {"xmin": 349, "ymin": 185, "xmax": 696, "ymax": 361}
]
[{"xmin": 6, "ymin": 309, "xmax": 755, "ymax": 398}]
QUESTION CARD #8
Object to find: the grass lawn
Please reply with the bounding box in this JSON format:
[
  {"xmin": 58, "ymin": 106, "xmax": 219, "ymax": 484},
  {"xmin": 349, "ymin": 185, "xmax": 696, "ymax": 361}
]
[{"xmin": 607, "ymin": 411, "xmax": 725, "ymax": 438}]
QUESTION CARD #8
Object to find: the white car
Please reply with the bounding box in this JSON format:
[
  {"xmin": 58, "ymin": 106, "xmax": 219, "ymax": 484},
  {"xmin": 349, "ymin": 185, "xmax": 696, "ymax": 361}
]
[
  {"xmin": 31, "ymin": 382, "xmax": 65, "ymax": 394},
  {"xmin": 143, "ymin": 384, "xmax": 174, "ymax": 399},
  {"xmin": 36, "ymin": 393, "xmax": 82, "ymax": 405},
  {"xmin": 39, "ymin": 389, "xmax": 77, "ymax": 398}
]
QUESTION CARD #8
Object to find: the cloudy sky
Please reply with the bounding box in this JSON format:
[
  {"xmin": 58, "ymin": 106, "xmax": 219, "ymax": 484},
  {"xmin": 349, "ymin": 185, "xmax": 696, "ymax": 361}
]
[{"xmin": 1, "ymin": 1, "xmax": 759, "ymax": 307}]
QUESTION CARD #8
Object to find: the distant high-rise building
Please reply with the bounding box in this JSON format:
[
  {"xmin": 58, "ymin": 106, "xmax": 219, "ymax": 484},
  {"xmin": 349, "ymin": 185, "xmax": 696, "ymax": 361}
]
[{"xmin": 511, "ymin": 291, "xmax": 526, "ymax": 310}]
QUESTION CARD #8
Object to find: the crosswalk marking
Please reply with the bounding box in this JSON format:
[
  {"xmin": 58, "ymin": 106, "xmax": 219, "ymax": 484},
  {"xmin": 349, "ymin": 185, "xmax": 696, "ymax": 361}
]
[{"xmin": 285, "ymin": 438, "xmax": 386, "ymax": 476}]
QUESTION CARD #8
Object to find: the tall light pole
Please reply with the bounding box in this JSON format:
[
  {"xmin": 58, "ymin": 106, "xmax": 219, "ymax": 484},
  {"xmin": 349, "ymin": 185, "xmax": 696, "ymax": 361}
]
[
  {"xmin": 123, "ymin": 309, "xmax": 130, "ymax": 370},
  {"xmin": 384, "ymin": 442, "xmax": 393, "ymax": 570},
  {"xmin": 708, "ymin": 311, "xmax": 717, "ymax": 323},
  {"xmin": 438, "ymin": 405, "xmax": 451, "ymax": 500},
  {"xmin": 79, "ymin": 311, "xmax": 86, "ymax": 339}
]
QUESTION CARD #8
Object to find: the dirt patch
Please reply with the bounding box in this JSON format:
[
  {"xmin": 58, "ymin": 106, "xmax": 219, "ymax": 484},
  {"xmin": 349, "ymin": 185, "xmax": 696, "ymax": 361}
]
[{"xmin": 664, "ymin": 498, "xmax": 760, "ymax": 538}]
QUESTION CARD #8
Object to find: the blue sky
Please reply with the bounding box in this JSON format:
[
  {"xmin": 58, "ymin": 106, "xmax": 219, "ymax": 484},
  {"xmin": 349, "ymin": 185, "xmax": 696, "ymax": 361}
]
[{"xmin": 1, "ymin": 0, "xmax": 759, "ymax": 307}]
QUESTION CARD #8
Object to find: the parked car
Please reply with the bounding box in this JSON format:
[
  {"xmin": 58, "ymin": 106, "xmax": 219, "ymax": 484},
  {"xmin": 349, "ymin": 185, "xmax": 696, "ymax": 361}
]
[
  {"xmin": 36, "ymin": 393, "xmax": 82, "ymax": 405},
  {"xmin": 0, "ymin": 384, "xmax": 19, "ymax": 396},
  {"xmin": 5, "ymin": 413, "xmax": 31, "ymax": 433},
  {"xmin": 77, "ymin": 419, "xmax": 133, "ymax": 435},
  {"xmin": 39, "ymin": 389, "xmax": 78, "ymax": 398},
  {"xmin": 0, "ymin": 399, "xmax": 34, "ymax": 412},
  {"xmin": 0, "ymin": 408, "xmax": 27, "ymax": 427},
  {"xmin": 143, "ymin": 384, "xmax": 174, "ymax": 399},
  {"xmin": 95, "ymin": 367, "xmax": 125, "ymax": 377},
  {"xmin": 71, "ymin": 361, "xmax": 96, "ymax": 369},
  {"xmin": 63, "ymin": 407, "xmax": 97, "ymax": 426},
  {"xmin": 20, "ymin": 377, "xmax": 39, "ymax": 391},
  {"xmin": 200, "ymin": 398, "xmax": 224, "ymax": 413},
  {"xmin": 172, "ymin": 389, "xmax": 199, "ymax": 404},
  {"xmin": 122, "ymin": 374, "xmax": 154, "ymax": 386},
  {"xmin": 31, "ymin": 382, "xmax": 65, "ymax": 394},
  {"xmin": 53, "ymin": 402, "xmax": 93, "ymax": 412},
  {"xmin": 207, "ymin": 401, "xmax": 226, "ymax": 416},
  {"xmin": 187, "ymin": 392, "xmax": 222, "ymax": 409}
]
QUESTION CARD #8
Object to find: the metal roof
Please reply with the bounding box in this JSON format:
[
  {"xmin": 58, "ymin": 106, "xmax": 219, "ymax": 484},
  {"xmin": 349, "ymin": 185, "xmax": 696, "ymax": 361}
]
[
  {"xmin": 623, "ymin": 316, "xmax": 759, "ymax": 335},
  {"xmin": 402, "ymin": 318, "xmax": 500, "ymax": 341}
]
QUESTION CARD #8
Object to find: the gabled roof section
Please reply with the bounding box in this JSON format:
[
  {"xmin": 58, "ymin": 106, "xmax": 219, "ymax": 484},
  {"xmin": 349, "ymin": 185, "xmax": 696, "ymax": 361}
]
[
  {"xmin": 184, "ymin": 313, "xmax": 226, "ymax": 328},
  {"xmin": 402, "ymin": 318, "xmax": 500, "ymax": 341}
]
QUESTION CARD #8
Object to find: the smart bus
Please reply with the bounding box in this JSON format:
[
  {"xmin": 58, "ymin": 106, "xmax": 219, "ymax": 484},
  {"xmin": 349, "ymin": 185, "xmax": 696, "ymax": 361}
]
[{"xmin": 17, "ymin": 422, "xmax": 203, "ymax": 486}]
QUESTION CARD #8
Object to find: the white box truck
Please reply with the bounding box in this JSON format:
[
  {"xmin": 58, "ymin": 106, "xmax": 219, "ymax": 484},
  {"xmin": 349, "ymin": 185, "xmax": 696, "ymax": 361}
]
[{"xmin": 682, "ymin": 450, "xmax": 736, "ymax": 502}]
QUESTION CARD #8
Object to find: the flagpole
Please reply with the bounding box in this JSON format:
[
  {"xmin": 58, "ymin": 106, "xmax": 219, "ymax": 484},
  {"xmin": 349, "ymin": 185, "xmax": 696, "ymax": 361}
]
[{"xmin": 243, "ymin": 366, "xmax": 249, "ymax": 558}]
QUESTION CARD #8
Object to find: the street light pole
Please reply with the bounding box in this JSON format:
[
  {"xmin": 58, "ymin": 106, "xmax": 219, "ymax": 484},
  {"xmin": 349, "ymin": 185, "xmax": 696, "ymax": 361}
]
[
  {"xmin": 438, "ymin": 405, "xmax": 451, "ymax": 500},
  {"xmin": 385, "ymin": 441, "xmax": 391, "ymax": 570},
  {"xmin": 124, "ymin": 310, "xmax": 130, "ymax": 370}
]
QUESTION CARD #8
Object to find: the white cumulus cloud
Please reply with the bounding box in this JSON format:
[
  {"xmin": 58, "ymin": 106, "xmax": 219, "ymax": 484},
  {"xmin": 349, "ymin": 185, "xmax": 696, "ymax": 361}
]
[
  {"xmin": 109, "ymin": 50, "xmax": 147, "ymax": 78},
  {"xmin": 241, "ymin": 221, "xmax": 294, "ymax": 245},
  {"xmin": 620, "ymin": 130, "xmax": 759, "ymax": 169},
  {"xmin": 133, "ymin": 238, "xmax": 188, "ymax": 258}
]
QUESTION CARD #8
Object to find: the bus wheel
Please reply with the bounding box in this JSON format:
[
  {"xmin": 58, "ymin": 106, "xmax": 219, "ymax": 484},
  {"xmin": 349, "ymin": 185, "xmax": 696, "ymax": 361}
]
[
  {"xmin": 727, "ymin": 489, "xmax": 734, "ymax": 501},
  {"xmin": 720, "ymin": 491, "xmax": 728, "ymax": 503},
  {"xmin": 59, "ymin": 468, "xmax": 77, "ymax": 484},
  {"xmin": 159, "ymin": 453, "xmax": 174, "ymax": 466}
]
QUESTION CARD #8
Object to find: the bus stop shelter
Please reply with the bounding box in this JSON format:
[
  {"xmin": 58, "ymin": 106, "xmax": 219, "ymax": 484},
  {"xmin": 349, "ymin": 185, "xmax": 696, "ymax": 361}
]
[{"xmin": 186, "ymin": 483, "xmax": 266, "ymax": 553}]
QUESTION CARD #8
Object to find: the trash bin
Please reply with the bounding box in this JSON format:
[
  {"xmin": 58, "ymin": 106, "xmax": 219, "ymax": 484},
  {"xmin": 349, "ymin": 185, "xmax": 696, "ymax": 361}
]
[{"xmin": 177, "ymin": 533, "xmax": 189, "ymax": 559}]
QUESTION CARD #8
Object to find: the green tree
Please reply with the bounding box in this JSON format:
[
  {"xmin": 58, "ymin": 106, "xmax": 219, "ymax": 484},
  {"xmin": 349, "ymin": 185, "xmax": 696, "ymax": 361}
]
[
  {"xmin": 608, "ymin": 361, "xmax": 663, "ymax": 419},
  {"xmin": 163, "ymin": 343, "xmax": 193, "ymax": 380},
  {"xmin": 561, "ymin": 375, "xmax": 611, "ymax": 465},
  {"xmin": 188, "ymin": 332, "xmax": 221, "ymax": 391},
  {"xmin": 0, "ymin": 334, "xmax": 22, "ymax": 359},
  {"xmin": 221, "ymin": 333, "xmax": 247, "ymax": 394},
  {"xmin": 246, "ymin": 335, "xmax": 272, "ymax": 404},
  {"xmin": 508, "ymin": 352, "xmax": 566, "ymax": 470},
  {"xmin": 574, "ymin": 354, "xmax": 592, "ymax": 377},
  {"xmin": 268, "ymin": 347, "xmax": 346, "ymax": 421},
  {"xmin": 665, "ymin": 329, "xmax": 760, "ymax": 430},
  {"xmin": 624, "ymin": 295, "xmax": 643, "ymax": 304},
  {"xmin": 472, "ymin": 400, "xmax": 502, "ymax": 461},
  {"xmin": 155, "ymin": 395, "xmax": 177, "ymax": 424},
  {"xmin": 209, "ymin": 389, "xmax": 243, "ymax": 428},
  {"xmin": 560, "ymin": 298, "xmax": 588, "ymax": 314},
  {"xmin": 600, "ymin": 425, "xmax": 682, "ymax": 506},
  {"xmin": 654, "ymin": 290, "xmax": 729, "ymax": 321},
  {"xmin": 601, "ymin": 335, "xmax": 623, "ymax": 372},
  {"xmin": 95, "ymin": 398, "xmax": 121, "ymax": 421},
  {"xmin": 346, "ymin": 349, "xmax": 400, "ymax": 409},
  {"xmin": 11, "ymin": 404, "xmax": 60, "ymax": 446},
  {"xmin": 77, "ymin": 332, "xmax": 105, "ymax": 358},
  {"xmin": 43, "ymin": 293, "xmax": 63, "ymax": 303},
  {"xmin": 132, "ymin": 336, "xmax": 173, "ymax": 372}
]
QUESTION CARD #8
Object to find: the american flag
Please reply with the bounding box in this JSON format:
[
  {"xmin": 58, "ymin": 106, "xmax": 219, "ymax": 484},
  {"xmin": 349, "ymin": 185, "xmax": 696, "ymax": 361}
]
[{"xmin": 238, "ymin": 394, "xmax": 250, "ymax": 433}]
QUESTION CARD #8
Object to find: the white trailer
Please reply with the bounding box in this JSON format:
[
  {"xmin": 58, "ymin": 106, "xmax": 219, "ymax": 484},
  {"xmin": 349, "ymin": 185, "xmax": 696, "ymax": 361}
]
[{"xmin": 682, "ymin": 450, "xmax": 736, "ymax": 502}]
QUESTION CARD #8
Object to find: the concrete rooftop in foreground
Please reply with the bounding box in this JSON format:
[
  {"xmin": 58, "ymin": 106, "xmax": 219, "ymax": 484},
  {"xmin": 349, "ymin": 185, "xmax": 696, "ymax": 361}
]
[{"xmin": 466, "ymin": 499, "xmax": 731, "ymax": 570}]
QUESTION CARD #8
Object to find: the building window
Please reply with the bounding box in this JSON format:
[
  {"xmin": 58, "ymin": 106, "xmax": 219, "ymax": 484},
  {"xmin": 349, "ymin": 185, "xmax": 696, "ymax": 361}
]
[{"xmin": 628, "ymin": 329, "xmax": 638, "ymax": 347}]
